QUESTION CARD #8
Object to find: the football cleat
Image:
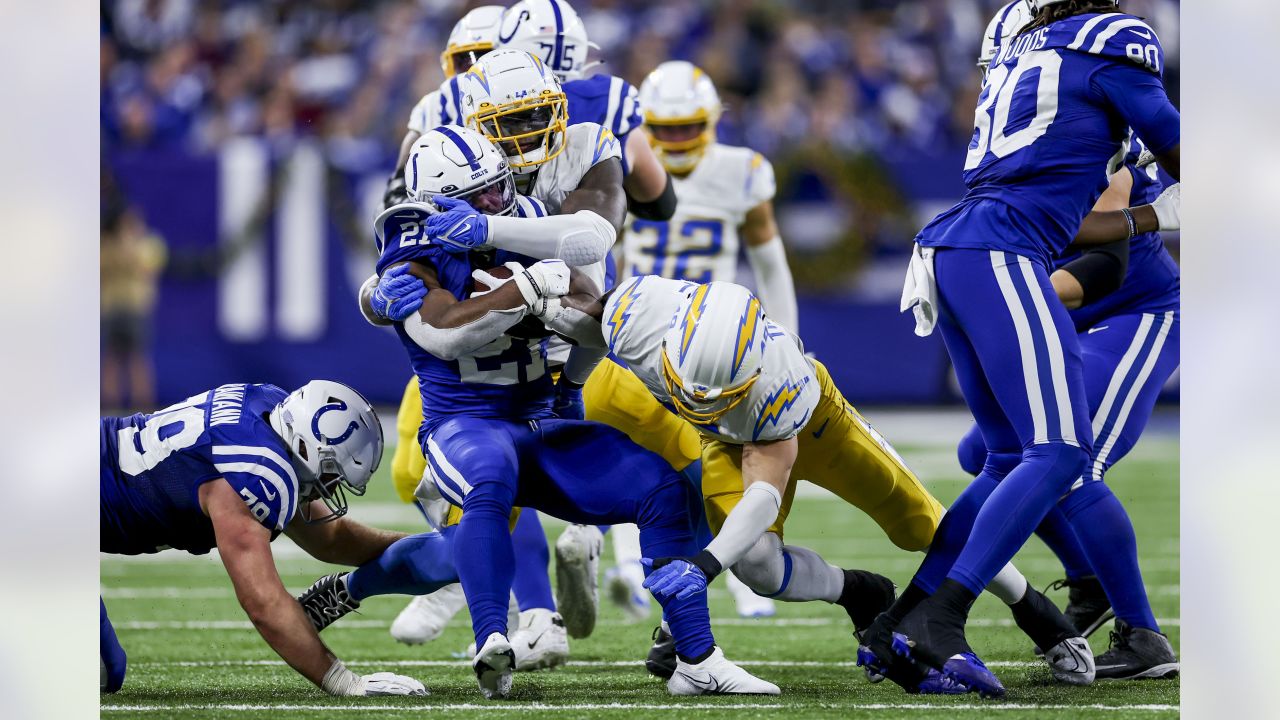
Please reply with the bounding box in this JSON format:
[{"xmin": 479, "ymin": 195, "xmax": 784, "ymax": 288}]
[
  {"xmin": 940, "ymin": 652, "xmax": 1006, "ymax": 698},
  {"xmin": 555, "ymin": 524, "xmax": 602, "ymax": 638},
  {"xmin": 838, "ymin": 569, "xmax": 897, "ymax": 633},
  {"xmin": 604, "ymin": 560, "xmax": 652, "ymax": 622},
  {"xmin": 646, "ymin": 624, "xmax": 678, "ymax": 679},
  {"xmin": 509, "ymin": 609, "xmax": 570, "ymax": 671},
  {"xmin": 390, "ymin": 583, "xmax": 467, "ymax": 645},
  {"xmin": 1047, "ymin": 576, "xmax": 1115, "ymax": 638},
  {"xmin": 472, "ymin": 632, "xmax": 516, "ymax": 699},
  {"xmin": 1094, "ymin": 619, "xmax": 1180, "ymax": 680},
  {"xmin": 856, "ymin": 615, "xmax": 929, "ymax": 690},
  {"xmin": 1044, "ymin": 636, "xmax": 1096, "ymax": 686},
  {"xmin": 297, "ymin": 572, "xmax": 359, "ymax": 632},
  {"xmin": 667, "ymin": 646, "xmax": 780, "ymax": 696},
  {"xmin": 726, "ymin": 572, "xmax": 776, "ymax": 618},
  {"xmin": 914, "ymin": 668, "xmax": 971, "ymax": 695}
]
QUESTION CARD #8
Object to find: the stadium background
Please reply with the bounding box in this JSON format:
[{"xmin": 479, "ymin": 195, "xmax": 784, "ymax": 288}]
[{"xmin": 99, "ymin": 0, "xmax": 1180, "ymax": 409}]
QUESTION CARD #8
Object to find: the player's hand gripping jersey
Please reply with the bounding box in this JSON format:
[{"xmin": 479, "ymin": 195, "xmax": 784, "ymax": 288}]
[
  {"xmin": 917, "ymin": 12, "xmax": 1179, "ymax": 264},
  {"xmin": 602, "ymin": 275, "xmax": 816, "ymax": 443},
  {"xmin": 375, "ymin": 196, "xmax": 556, "ymax": 436},
  {"xmin": 100, "ymin": 384, "xmax": 298, "ymax": 555},
  {"xmin": 622, "ymin": 145, "xmax": 776, "ymax": 283}
]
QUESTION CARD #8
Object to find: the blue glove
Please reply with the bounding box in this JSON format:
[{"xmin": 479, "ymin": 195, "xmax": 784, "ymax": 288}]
[
  {"xmin": 425, "ymin": 195, "xmax": 490, "ymax": 253},
  {"xmin": 552, "ymin": 380, "xmax": 585, "ymax": 420},
  {"xmin": 641, "ymin": 557, "xmax": 709, "ymax": 602},
  {"xmin": 371, "ymin": 264, "xmax": 428, "ymax": 321}
]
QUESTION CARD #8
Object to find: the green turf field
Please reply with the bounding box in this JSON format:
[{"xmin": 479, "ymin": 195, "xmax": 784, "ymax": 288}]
[{"xmin": 100, "ymin": 423, "xmax": 1179, "ymax": 719}]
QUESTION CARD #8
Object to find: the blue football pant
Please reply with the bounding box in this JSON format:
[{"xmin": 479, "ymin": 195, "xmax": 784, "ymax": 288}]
[
  {"xmin": 924, "ymin": 248, "xmax": 1093, "ymax": 596},
  {"xmin": 425, "ymin": 417, "xmax": 715, "ymax": 659},
  {"xmin": 101, "ymin": 597, "xmax": 127, "ymax": 693}
]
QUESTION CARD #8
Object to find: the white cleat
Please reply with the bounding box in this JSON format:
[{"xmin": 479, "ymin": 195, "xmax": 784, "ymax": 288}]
[
  {"xmin": 1045, "ymin": 636, "xmax": 1096, "ymax": 686},
  {"xmin": 510, "ymin": 608, "xmax": 571, "ymax": 671},
  {"xmin": 725, "ymin": 573, "xmax": 776, "ymax": 618},
  {"xmin": 555, "ymin": 524, "xmax": 602, "ymax": 638},
  {"xmin": 390, "ymin": 583, "xmax": 467, "ymax": 645},
  {"xmin": 472, "ymin": 632, "xmax": 515, "ymax": 699},
  {"xmin": 604, "ymin": 560, "xmax": 652, "ymax": 622},
  {"xmin": 667, "ymin": 646, "xmax": 780, "ymax": 696}
]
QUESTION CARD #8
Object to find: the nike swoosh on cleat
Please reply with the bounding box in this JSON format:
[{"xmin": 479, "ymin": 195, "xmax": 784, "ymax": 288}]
[
  {"xmin": 526, "ymin": 630, "xmax": 548, "ymax": 650},
  {"xmin": 679, "ymin": 671, "xmax": 719, "ymax": 692},
  {"xmin": 811, "ymin": 418, "xmax": 831, "ymax": 439}
]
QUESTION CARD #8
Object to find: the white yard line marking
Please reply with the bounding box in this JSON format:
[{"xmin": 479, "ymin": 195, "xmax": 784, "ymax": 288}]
[
  {"xmin": 103, "ymin": 587, "xmax": 232, "ymax": 599},
  {"xmin": 102, "ymin": 702, "xmax": 1180, "ymax": 713},
  {"xmin": 132, "ymin": 659, "xmax": 1044, "ymax": 669},
  {"xmin": 118, "ymin": 617, "xmax": 1180, "ymax": 631}
]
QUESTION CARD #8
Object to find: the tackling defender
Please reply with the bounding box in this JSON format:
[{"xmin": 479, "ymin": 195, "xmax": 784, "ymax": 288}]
[
  {"xmin": 880, "ymin": 0, "xmax": 1180, "ymax": 696},
  {"xmin": 100, "ymin": 381, "xmax": 426, "ymax": 697}
]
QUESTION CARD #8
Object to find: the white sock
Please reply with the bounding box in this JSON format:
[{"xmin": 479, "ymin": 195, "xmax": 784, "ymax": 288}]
[
  {"xmin": 987, "ymin": 562, "xmax": 1029, "ymax": 605},
  {"xmin": 612, "ymin": 523, "xmax": 642, "ymax": 566}
]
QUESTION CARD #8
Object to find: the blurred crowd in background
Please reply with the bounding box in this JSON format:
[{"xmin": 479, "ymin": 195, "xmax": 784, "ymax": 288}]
[{"xmin": 98, "ymin": 0, "xmax": 1180, "ymax": 408}]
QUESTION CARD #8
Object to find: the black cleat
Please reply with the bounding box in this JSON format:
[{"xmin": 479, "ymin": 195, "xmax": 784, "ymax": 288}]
[
  {"xmin": 1094, "ymin": 619, "xmax": 1180, "ymax": 680},
  {"xmin": 838, "ymin": 569, "xmax": 897, "ymax": 634},
  {"xmin": 645, "ymin": 625, "xmax": 677, "ymax": 679},
  {"xmin": 1047, "ymin": 576, "xmax": 1114, "ymax": 638},
  {"xmin": 297, "ymin": 572, "xmax": 360, "ymax": 632}
]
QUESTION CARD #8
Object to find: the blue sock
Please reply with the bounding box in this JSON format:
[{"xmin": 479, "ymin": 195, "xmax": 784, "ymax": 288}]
[
  {"xmin": 639, "ymin": 475, "xmax": 714, "ymax": 661},
  {"xmin": 1035, "ymin": 506, "xmax": 1093, "ymax": 581},
  {"xmin": 679, "ymin": 460, "xmax": 714, "ymax": 548},
  {"xmin": 511, "ymin": 509, "xmax": 556, "ymax": 612},
  {"xmin": 346, "ymin": 531, "xmax": 459, "ymax": 602},
  {"xmin": 100, "ymin": 598, "xmax": 127, "ymax": 693},
  {"xmin": 948, "ymin": 443, "xmax": 1087, "ymax": 595},
  {"xmin": 913, "ymin": 471, "xmax": 1000, "ymax": 594},
  {"xmin": 1061, "ymin": 482, "xmax": 1159, "ymax": 631},
  {"xmin": 456, "ymin": 481, "xmax": 519, "ymax": 646}
]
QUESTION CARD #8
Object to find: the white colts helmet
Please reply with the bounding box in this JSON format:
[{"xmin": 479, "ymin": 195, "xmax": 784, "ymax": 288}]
[
  {"xmin": 496, "ymin": 0, "xmax": 595, "ymax": 82},
  {"xmin": 460, "ymin": 48, "xmax": 569, "ymax": 173},
  {"xmin": 406, "ymin": 124, "xmax": 517, "ymax": 218},
  {"xmin": 660, "ymin": 282, "xmax": 768, "ymax": 425},
  {"xmin": 1026, "ymin": 0, "xmax": 1116, "ymax": 11},
  {"xmin": 441, "ymin": 5, "xmax": 506, "ymax": 78},
  {"xmin": 978, "ymin": 1, "xmax": 1034, "ymax": 72},
  {"xmin": 638, "ymin": 61, "xmax": 722, "ymax": 175},
  {"xmin": 269, "ymin": 380, "xmax": 384, "ymax": 523}
]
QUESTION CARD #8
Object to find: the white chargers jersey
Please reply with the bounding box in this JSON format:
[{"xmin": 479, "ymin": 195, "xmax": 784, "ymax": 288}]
[
  {"xmin": 621, "ymin": 143, "xmax": 776, "ymax": 283},
  {"xmin": 407, "ymin": 76, "xmax": 467, "ymax": 133},
  {"xmin": 522, "ymin": 121, "xmax": 622, "ymax": 365},
  {"xmin": 602, "ymin": 275, "xmax": 817, "ymax": 443}
]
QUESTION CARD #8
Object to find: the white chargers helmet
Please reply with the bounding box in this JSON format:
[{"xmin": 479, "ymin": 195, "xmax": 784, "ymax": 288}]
[
  {"xmin": 441, "ymin": 5, "xmax": 506, "ymax": 78},
  {"xmin": 405, "ymin": 124, "xmax": 517, "ymax": 217},
  {"xmin": 269, "ymin": 380, "xmax": 384, "ymax": 523},
  {"xmin": 978, "ymin": 1, "xmax": 1034, "ymax": 71},
  {"xmin": 460, "ymin": 48, "xmax": 569, "ymax": 173},
  {"xmin": 495, "ymin": 0, "xmax": 596, "ymax": 82},
  {"xmin": 638, "ymin": 61, "xmax": 722, "ymax": 175},
  {"xmin": 660, "ymin": 282, "xmax": 767, "ymax": 425}
]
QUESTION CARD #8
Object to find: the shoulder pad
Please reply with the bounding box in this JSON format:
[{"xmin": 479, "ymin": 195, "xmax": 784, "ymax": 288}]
[
  {"xmin": 745, "ymin": 151, "xmax": 776, "ymax": 207},
  {"xmin": 1056, "ymin": 13, "xmax": 1163, "ymax": 75},
  {"xmin": 563, "ymin": 74, "xmax": 612, "ymax": 101},
  {"xmin": 373, "ymin": 203, "xmax": 437, "ymax": 276}
]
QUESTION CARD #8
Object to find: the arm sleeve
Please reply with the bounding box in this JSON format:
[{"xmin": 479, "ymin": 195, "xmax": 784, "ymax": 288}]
[
  {"xmin": 626, "ymin": 173, "xmax": 677, "ymax": 221},
  {"xmin": 1092, "ymin": 62, "xmax": 1180, "ymax": 154},
  {"xmin": 703, "ymin": 482, "xmax": 783, "ymax": 569},
  {"xmin": 745, "ymin": 236, "xmax": 799, "ymax": 333},
  {"xmin": 485, "ymin": 210, "xmax": 617, "ymax": 266},
  {"xmin": 402, "ymin": 306, "xmax": 527, "ymax": 361},
  {"xmin": 1059, "ymin": 238, "xmax": 1131, "ymax": 305}
]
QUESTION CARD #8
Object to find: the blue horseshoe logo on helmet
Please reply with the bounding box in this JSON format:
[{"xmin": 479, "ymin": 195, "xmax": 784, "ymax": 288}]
[
  {"xmin": 498, "ymin": 9, "xmax": 530, "ymax": 43},
  {"xmin": 312, "ymin": 400, "xmax": 358, "ymax": 445}
]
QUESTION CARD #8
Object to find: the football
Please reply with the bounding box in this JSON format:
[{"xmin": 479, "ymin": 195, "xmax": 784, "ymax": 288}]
[
  {"xmin": 477, "ymin": 265, "xmax": 555, "ymax": 340},
  {"xmin": 473, "ymin": 264, "xmax": 514, "ymax": 294}
]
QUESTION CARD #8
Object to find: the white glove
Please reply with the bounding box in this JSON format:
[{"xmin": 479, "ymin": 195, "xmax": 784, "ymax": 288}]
[
  {"xmin": 1135, "ymin": 148, "xmax": 1157, "ymax": 169},
  {"xmin": 358, "ymin": 672, "xmax": 429, "ymax": 697},
  {"xmin": 470, "ymin": 261, "xmax": 525, "ymax": 298},
  {"xmin": 511, "ymin": 259, "xmax": 571, "ymax": 310},
  {"xmin": 1151, "ymin": 182, "xmax": 1179, "ymax": 231}
]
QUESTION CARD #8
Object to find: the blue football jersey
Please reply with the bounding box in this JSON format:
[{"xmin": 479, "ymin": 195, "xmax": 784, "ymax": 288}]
[
  {"xmin": 564, "ymin": 74, "xmax": 642, "ymax": 173},
  {"xmin": 917, "ymin": 13, "xmax": 1179, "ymax": 266},
  {"xmin": 1060, "ymin": 136, "xmax": 1179, "ymax": 331},
  {"xmin": 374, "ymin": 196, "xmax": 556, "ymax": 437},
  {"xmin": 100, "ymin": 384, "xmax": 299, "ymax": 556}
]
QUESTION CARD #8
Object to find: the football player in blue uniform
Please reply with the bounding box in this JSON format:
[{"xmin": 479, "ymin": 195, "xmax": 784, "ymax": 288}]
[
  {"xmin": 100, "ymin": 381, "xmax": 428, "ymax": 697},
  {"xmin": 349, "ymin": 124, "xmax": 776, "ymax": 699},
  {"xmin": 878, "ymin": 0, "xmax": 1180, "ymax": 697}
]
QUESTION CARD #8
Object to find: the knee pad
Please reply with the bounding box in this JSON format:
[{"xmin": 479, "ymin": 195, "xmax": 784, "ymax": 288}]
[
  {"xmin": 956, "ymin": 425, "xmax": 986, "ymax": 477},
  {"xmin": 730, "ymin": 533, "xmax": 786, "ymax": 596},
  {"xmin": 884, "ymin": 513, "xmax": 938, "ymax": 553}
]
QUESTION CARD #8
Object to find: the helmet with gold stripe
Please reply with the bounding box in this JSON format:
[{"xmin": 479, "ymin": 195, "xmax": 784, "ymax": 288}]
[
  {"xmin": 660, "ymin": 282, "xmax": 767, "ymax": 425},
  {"xmin": 441, "ymin": 5, "xmax": 505, "ymax": 78},
  {"xmin": 460, "ymin": 48, "xmax": 569, "ymax": 174},
  {"xmin": 638, "ymin": 61, "xmax": 722, "ymax": 175}
]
